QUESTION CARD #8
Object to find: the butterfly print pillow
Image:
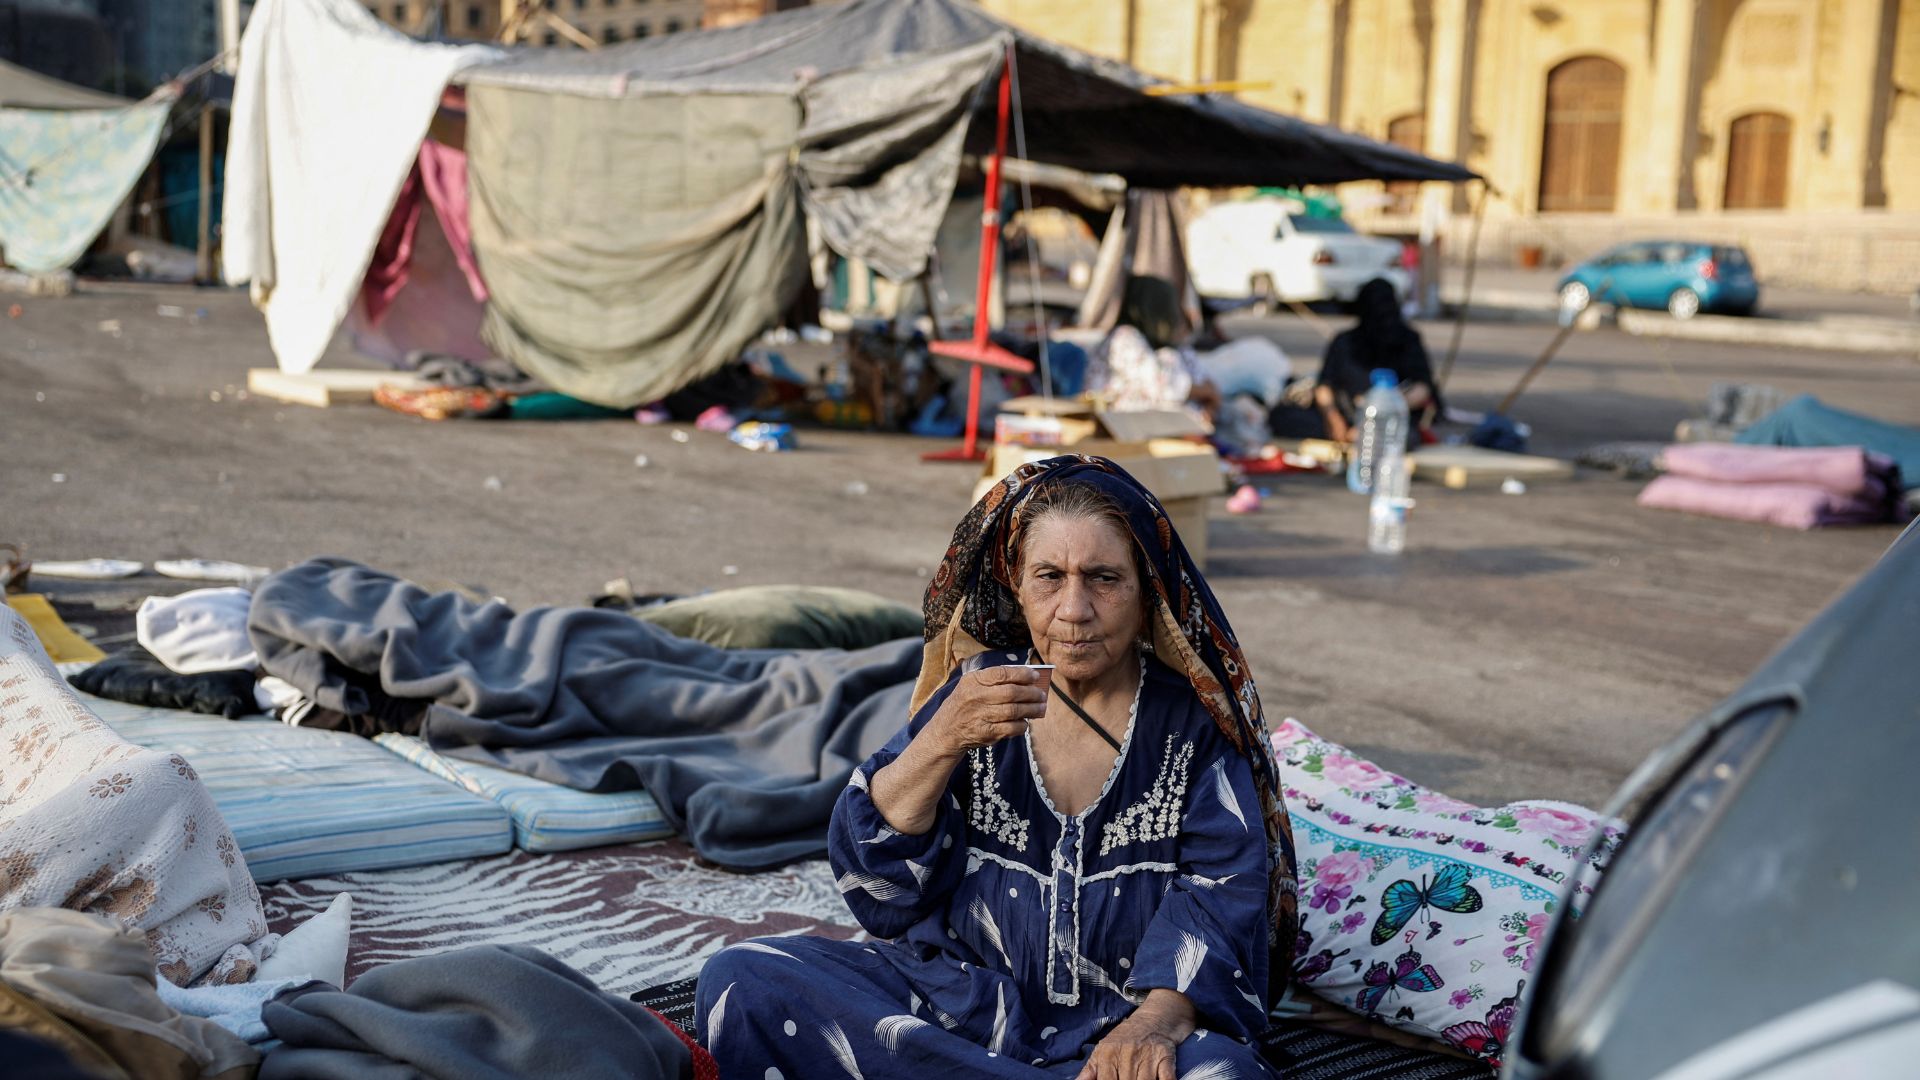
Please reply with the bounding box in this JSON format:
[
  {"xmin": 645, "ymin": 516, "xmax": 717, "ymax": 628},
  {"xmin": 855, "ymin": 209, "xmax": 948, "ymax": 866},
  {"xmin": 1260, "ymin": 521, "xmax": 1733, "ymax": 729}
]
[{"xmin": 1272, "ymin": 718, "xmax": 1625, "ymax": 1069}]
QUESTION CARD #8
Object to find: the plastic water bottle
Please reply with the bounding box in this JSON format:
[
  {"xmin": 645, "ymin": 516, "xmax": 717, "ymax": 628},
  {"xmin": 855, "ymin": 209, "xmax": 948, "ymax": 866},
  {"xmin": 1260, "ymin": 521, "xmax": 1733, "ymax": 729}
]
[
  {"xmin": 1346, "ymin": 370, "xmax": 1410, "ymax": 494},
  {"xmin": 1368, "ymin": 451, "xmax": 1411, "ymax": 554}
]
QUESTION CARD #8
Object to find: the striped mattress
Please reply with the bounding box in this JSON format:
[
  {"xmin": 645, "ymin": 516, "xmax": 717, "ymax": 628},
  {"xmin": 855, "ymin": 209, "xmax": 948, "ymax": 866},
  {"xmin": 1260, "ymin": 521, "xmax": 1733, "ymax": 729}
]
[
  {"xmin": 374, "ymin": 733, "xmax": 676, "ymax": 853},
  {"xmin": 82, "ymin": 696, "xmax": 512, "ymax": 882}
]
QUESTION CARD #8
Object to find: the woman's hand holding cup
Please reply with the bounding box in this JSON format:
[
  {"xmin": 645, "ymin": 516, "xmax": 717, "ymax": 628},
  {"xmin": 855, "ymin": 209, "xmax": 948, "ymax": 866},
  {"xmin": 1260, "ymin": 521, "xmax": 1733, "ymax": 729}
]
[{"xmin": 930, "ymin": 665, "xmax": 1049, "ymax": 757}]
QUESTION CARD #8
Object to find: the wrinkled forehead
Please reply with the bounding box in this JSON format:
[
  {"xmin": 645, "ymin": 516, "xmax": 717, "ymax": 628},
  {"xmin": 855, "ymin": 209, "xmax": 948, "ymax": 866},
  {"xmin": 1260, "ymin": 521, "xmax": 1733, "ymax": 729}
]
[{"xmin": 1015, "ymin": 508, "xmax": 1134, "ymax": 570}]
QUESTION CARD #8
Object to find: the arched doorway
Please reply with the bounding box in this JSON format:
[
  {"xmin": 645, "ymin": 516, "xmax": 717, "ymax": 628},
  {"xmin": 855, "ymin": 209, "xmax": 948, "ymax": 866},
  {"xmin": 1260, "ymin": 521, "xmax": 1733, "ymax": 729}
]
[
  {"xmin": 1538, "ymin": 56, "xmax": 1626, "ymax": 213},
  {"xmin": 1385, "ymin": 113, "xmax": 1426, "ymax": 215},
  {"xmin": 1723, "ymin": 112, "xmax": 1792, "ymax": 209}
]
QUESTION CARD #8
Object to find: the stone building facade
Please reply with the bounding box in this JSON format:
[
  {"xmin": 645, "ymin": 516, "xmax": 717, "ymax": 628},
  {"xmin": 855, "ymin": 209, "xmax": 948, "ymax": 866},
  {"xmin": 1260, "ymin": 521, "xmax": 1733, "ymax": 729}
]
[{"xmin": 982, "ymin": 0, "xmax": 1920, "ymax": 291}]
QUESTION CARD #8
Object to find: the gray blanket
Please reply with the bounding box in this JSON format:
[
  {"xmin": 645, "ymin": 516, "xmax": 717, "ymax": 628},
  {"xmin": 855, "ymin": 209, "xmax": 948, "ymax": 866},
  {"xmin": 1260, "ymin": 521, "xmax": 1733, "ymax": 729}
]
[
  {"xmin": 260, "ymin": 945, "xmax": 692, "ymax": 1080},
  {"xmin": 248, "ymin": 559, "xmax": 921, "ymax": 870}
]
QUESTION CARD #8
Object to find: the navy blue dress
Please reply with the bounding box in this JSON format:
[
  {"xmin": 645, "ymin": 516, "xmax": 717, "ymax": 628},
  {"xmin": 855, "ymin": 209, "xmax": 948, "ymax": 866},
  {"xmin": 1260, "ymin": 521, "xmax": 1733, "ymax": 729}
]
[{"xmin": 697, "ymin": 651, "xmax": 1277, "ymax": 1078}]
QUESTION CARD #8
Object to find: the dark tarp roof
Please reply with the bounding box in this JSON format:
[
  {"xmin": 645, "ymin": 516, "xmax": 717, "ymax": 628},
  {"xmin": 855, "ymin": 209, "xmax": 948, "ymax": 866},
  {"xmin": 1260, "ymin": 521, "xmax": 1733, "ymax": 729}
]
[{"xmin": 461, "ymin": 0, "xmax": 1476, "ymax": 190}]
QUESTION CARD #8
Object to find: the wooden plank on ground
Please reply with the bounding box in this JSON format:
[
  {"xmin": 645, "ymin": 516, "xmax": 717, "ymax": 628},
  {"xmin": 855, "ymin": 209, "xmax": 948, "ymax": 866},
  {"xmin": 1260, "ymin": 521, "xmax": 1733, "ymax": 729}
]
[
  {"xmin": 247, "ymin": 369, "xmax": 430, "ymax": 408},
  {"xmin": 1408, "ymin": 445, "xmax": 1576, "ymax": 490}
]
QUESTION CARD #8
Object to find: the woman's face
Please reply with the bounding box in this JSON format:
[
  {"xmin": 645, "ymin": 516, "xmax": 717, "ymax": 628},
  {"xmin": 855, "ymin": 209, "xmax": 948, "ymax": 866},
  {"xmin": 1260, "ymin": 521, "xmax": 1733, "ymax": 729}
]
[{"xmin": 1015, "ymin": 512, "xmax": 1145, "ymax": 684}]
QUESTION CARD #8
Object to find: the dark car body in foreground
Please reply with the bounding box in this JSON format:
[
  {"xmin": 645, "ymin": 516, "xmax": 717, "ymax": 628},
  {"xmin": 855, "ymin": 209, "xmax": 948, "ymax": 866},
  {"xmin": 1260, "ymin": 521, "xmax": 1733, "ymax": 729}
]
[{"xmin": 1509, "ymin": 520, "xmax": 1920, "ymax": 1079}]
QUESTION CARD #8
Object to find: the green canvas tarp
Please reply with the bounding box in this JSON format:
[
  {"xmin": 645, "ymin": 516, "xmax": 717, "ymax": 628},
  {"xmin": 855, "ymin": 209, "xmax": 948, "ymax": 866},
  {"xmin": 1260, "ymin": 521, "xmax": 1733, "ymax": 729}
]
[
  {"xmin": 462, "ymin": 35, "xmax": 1006, "ymax": 406},
  {"xmin": 466, "ymin": 88, "xmax": 807, "ymax": 408}
]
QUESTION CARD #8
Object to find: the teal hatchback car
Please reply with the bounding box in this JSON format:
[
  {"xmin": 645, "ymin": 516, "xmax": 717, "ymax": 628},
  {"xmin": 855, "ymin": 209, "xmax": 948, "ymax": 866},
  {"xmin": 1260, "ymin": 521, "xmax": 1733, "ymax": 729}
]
[{"xmin": 1557, "ymin": 240, "xmax": 1760, "ymax": 320}]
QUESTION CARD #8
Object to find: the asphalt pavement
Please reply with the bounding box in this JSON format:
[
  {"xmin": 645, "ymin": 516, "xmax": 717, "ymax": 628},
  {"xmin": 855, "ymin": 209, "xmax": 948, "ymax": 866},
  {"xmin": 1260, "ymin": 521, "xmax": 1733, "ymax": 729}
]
[{"xmin": 2, "ymin": 283, "xmax": 1912, "ymax": 811}]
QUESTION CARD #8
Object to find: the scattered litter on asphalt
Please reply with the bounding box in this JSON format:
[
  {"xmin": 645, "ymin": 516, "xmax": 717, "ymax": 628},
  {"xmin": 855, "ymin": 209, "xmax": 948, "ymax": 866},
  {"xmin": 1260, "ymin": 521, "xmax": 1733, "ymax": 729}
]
[
  {"xmin": 722, "ymin": 565, "xmax": 740, "ymax": 576},
  {"xmin": 50, "ymin": 473, "xmax": 66, "ymax": 483},
  {"xmin": 844, "ymin": 481, "xmax": 869, "ymax": 496},
  {"xmin": 670, "ymin": 430, "xmax": 690, "ymax": 443},
  {"xmin": 1501, "ymin": 478, "xmax": 1528, "ymax": 495},
  {"xmin": 633, "ymin": 454, "xmax": 650, "ymax": 468},
  {"xmin": 483, "ymin": 476, "xmax": 503, "ymax": 491},
  {"xmin": 730, "ymin": 422, "xmax": 796, "ymax": 452}
]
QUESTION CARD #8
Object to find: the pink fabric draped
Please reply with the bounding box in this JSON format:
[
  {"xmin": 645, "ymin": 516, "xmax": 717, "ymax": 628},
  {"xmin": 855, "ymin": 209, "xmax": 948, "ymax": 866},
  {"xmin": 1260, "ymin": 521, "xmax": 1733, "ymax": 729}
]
[
  {"xmin": 418, "ymin": 139, "xmax": 487, "ymax": 304},
  {"xmin": 360, "ymin": 167, "xmax": 424, "ymax": 327},
  {"xmin": 357, "ymin": 139, "xmax": 487, "ymax": 328},
  {"xmin": 344, "ymin": 202, "xmax": 491, "ymax": 366}
]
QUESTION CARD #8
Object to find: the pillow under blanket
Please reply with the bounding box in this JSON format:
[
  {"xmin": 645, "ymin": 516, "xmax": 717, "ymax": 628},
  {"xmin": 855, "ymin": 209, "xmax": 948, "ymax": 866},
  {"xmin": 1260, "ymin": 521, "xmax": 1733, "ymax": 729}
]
[
  {"xmin": 68, "ymin": 647, "xmax": 260, "ymax": 719},
  {"xmin": 630, "ymin": 585, "xmax": 923, "ymax": 651},
  {"xmin": 1274, "ymin": 718, "xmax": 1625, "ymax": 1072}
]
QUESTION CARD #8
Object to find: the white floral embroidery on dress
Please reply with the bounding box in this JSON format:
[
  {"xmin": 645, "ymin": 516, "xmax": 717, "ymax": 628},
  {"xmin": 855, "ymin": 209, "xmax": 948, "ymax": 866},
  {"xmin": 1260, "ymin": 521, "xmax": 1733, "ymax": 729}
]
[
  {"xmin": 1099, "ymin": 734, "xmax": 1195, "ymax": 855},
  {"xmin": 967, "ymin": 745, "xmax": 1030, "ymax": 852}
]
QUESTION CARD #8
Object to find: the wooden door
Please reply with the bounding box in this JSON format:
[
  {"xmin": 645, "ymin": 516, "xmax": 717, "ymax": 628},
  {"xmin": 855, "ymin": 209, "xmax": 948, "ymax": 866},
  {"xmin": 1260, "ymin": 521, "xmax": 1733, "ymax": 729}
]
[
  {"xmin": 1723, "ymin": 112, "xmax": 1791, "ymax": 209},
  {"xmin": 1538, "ymin": 57, "xmax": 1625, "ymax": 213}
]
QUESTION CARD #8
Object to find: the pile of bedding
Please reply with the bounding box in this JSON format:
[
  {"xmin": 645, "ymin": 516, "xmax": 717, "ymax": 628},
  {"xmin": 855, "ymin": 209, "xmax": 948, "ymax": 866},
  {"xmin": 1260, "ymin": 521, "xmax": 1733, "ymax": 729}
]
[
  {"xmin": 246, "ymin": 558, "xmax": 921, "ymax": 870},
  {"xmin": 1638, "ymin": 443, "xmax": 1910, "ymax": 529}
]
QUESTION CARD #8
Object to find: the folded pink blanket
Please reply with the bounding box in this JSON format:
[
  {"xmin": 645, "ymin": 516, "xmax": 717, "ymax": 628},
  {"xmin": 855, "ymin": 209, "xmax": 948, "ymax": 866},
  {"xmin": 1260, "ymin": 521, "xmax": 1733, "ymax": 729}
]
[
  {"xmin": 1661, "ymin": 443, "xmax": 1892, "ymax": 496},
  {"xmin": 1638, "ymin": 475, "xmax": 1898, "ymax": 529}
]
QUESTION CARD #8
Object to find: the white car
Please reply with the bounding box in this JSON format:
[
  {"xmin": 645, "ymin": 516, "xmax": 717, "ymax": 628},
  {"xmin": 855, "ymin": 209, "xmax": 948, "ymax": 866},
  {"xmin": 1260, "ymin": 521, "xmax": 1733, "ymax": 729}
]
[{"xmin": 1188, "ymin": 199, "xmax": 1411, "ymax": 307}]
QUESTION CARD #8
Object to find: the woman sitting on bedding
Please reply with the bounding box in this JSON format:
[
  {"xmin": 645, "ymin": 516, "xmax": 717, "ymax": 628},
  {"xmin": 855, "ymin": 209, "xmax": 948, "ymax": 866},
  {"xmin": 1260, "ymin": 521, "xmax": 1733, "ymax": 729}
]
[{"xmin": 698, "ymin": 456, "xmax": 1298, "ymax": 1079}]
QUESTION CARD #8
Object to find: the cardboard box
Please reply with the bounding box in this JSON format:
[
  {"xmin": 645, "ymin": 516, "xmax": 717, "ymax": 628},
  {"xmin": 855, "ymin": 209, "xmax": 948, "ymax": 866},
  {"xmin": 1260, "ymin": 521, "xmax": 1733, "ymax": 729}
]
[
  {"xmin": 975, "ymin": 397, "xmax": 1223, "ymax": 566},
  {"xmin": 995, "ymin": 396, "xmax": 1208, "ymax": 444}
]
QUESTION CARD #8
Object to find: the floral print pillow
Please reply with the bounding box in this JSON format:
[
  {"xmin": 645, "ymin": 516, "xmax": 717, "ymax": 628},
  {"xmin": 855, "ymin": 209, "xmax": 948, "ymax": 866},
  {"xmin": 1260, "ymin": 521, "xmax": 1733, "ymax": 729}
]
[{"xmin": 1274, "ymin": 718, "xmax": 1624, "ymax": 1070}]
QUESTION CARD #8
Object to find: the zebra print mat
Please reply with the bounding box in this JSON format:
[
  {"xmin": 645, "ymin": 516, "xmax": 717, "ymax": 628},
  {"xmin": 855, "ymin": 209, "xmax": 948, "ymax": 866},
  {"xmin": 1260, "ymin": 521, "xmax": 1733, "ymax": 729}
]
[{"xmin": 260, "ymin": 841, "xmax": 865, "ymax": 994}]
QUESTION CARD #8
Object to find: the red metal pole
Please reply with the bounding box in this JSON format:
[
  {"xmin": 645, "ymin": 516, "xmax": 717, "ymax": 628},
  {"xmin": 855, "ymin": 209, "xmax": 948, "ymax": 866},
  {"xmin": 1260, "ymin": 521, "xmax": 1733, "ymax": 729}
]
[
  {"xmin": 922, "ymin": 43, "xmax": 1033, "ymax": 464},
  {"xmin": 973, "ymin": 43, "xmax": 1012, "ymax": 351},
  {"xmin": 959, "ymin": 46, "xmax": 1013, "ymax": 458},
  {"xmin": 959, "ymin": 363, "xmax": 986, "ymax": 457}
]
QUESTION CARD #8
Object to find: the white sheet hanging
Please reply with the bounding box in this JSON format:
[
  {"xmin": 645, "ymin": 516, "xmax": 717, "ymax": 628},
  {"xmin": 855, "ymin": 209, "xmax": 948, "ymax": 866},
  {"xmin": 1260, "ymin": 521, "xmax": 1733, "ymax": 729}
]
[{"xmin": 221, "ymin": 0, "xmax": 499, "ymax": 374}]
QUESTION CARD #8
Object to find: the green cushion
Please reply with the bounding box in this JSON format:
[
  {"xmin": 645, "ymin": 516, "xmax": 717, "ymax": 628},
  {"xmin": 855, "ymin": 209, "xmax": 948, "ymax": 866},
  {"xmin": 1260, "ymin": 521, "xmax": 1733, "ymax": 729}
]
[{"xmin": 632, "ymin": 585, "xmax": 922, "ymax": 651}]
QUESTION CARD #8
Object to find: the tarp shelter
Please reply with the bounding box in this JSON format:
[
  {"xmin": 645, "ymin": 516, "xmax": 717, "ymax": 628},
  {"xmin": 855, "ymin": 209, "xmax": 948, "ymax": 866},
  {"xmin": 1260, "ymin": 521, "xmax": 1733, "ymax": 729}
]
[
  {"xmin": 0, "ymin": 60, "xmax": 176, "ymax": 273},
  {"xmin": 224, "ymin": 0, "xmax": 1474, "ymax": 407}
]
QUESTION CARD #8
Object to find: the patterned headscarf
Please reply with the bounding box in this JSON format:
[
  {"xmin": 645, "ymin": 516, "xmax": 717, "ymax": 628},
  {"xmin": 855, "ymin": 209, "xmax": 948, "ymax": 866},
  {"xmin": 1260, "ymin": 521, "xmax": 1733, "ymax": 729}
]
[{"xmin": 915, "ymin": 454, "xmax": 1299, "ymax": 969}]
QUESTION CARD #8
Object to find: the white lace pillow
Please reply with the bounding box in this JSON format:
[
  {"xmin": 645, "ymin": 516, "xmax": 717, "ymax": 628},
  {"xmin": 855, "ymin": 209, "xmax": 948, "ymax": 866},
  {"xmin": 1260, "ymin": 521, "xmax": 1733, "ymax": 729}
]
[{"xmin": 1274, "ymin": 718, "xmax": 1624, "ymax": 1071}]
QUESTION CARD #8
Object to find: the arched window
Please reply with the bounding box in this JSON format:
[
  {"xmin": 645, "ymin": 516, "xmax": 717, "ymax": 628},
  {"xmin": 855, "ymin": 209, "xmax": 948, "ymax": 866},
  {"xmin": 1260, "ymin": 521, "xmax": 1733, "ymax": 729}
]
[
  {"xmin": 1384, "ymin": 113, "xmax": 1426, "ymax": 215},
  {"xmin": 1723, "ymin": 112, "xmax": 1792, "ymax": 210},
  {"xmin": 1538, "ymin": 56, "xmax": 1625, "ymax": 213}
]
